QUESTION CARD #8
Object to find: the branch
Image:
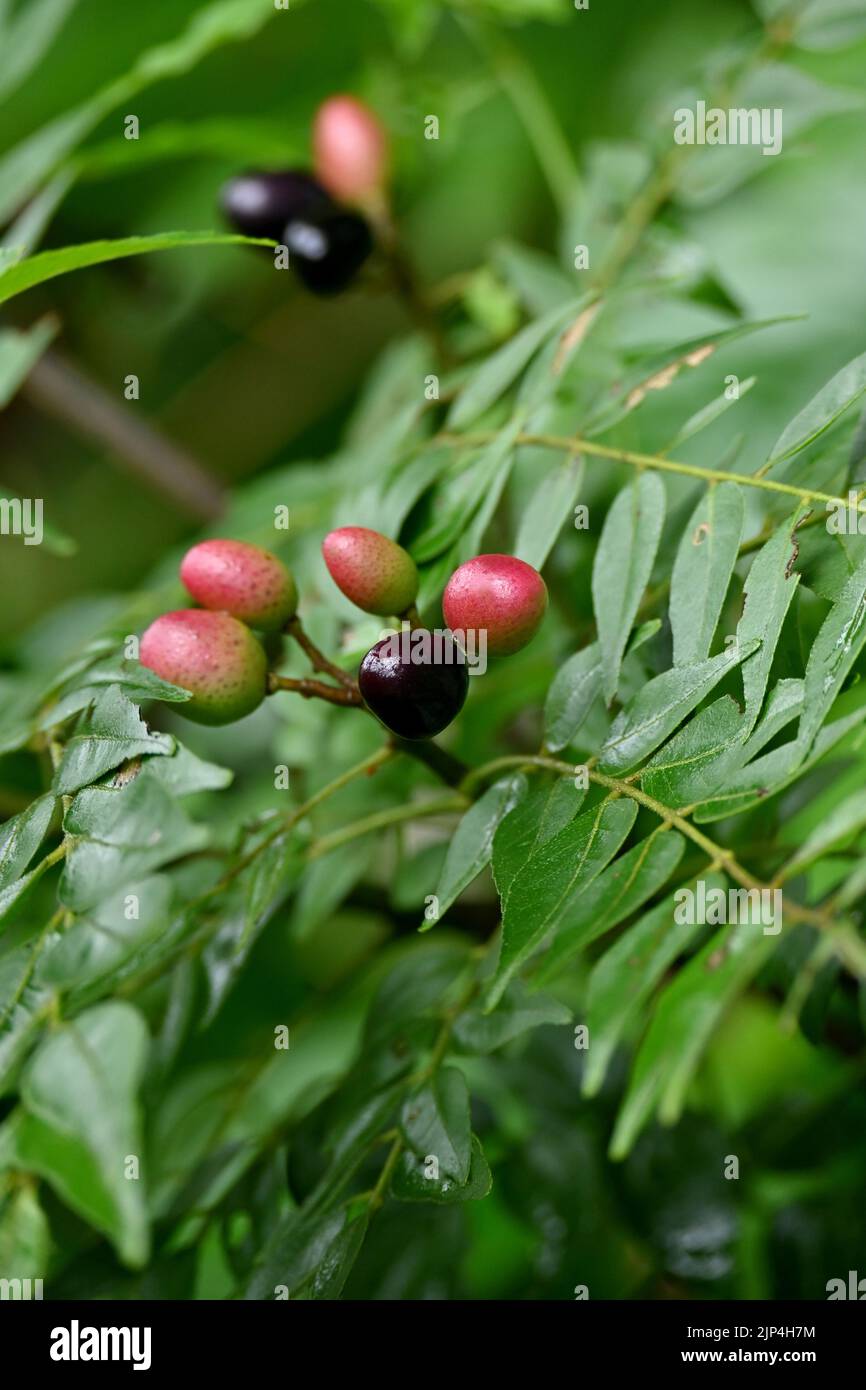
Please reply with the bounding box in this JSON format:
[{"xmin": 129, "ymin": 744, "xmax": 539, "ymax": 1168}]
[{"xmin": 22, "ymin": 349, "xmax": 225, "ymax": 521}]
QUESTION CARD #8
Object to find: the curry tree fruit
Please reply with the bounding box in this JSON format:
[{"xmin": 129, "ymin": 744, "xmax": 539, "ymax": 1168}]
[
  {"xmin": 220, "ymin": 170, "xmax": 331, "ymax": 241},
  {"xmin": 140, "ymin": 610, "xmax": 268, "ymax": 725},
  {"xmin": 180, "ymin": 539, "xmax": 297, "ymax": 632},
  {"xmin": 322, "ymin": 526, "xmax": 418, "ymax": 615},
  {"xmin": 443, "ymin": 554, "xmax": 548, "ymax": 656},
  {"xmin": 359, "ymin": 632, "xmax": 469, "ymax": 739},
  {"xmin": 284, "ymin": 207, "xmax": 373, "ymax": 295},
  {"xmin": 313, "ymin": 95, "xmax": 389, "ymax": 206}
]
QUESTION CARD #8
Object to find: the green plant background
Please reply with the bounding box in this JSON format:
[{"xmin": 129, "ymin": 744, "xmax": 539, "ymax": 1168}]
[{"xmin": 1, "ymin": 0, "xmax": 866, "ymax": 1300}]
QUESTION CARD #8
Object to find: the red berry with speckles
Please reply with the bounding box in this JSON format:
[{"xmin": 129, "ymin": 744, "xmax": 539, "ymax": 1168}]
[
  {"xmin": 322, "ymin": 526, "xmax": 418, "ymax": 616},
  {"xmin": 313, "ymin": 96, "xmax": 389, "ymax": 207},
  {"xmin": 180, "ymin": 539, "xmax": 297, "ymax": 632},
  {"xmin": 140, "ymin": 610, "xmax": 267, "ymax": 725},
  {"xmin": 443, "ymin": 554, "xmax": 548, "ymax": 657}
]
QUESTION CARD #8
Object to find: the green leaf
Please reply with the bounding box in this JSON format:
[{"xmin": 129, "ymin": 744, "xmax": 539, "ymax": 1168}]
[
  {"xmin": 592, "ymin": 474, "xmax": 666, "ymax": 704},
  {"xmin": 391, "ymin": 1133, "xmax": 492, "ymax": 1203},
  {"xmin": 401, "ymin": 1067, "xmax": 471, "ymax": 1183},
  {"xmin": 52, "ymin": 685, "xmax": 174, "ymax": 795},
  {"xmin": 766, "ymin": 351, "xmax": 866, "ymax": 467},
  {"xmin": 144, "ymin": 742, "xmax": 232, "ymax": 796},
  {"xmin": 488, "ymin": 798, "xmax": 637, "ymax": 1009},
  {"xmin": 363, "ymin": 943, "xmax": 474, "ymax": 1052},
  {"xmin": 599, "ymin": 640, "xmax": 759, "ymax": 775},
  {"xmin": 243, "ymin": 832, "xmax": 300, "ymax": 943},
  {"xmin": 782, "ymin": 789, "xmax": 866, "ymax": 878},
  {"xmin": 543, "ymin": 643, "xmax": 602, "ymax": 752},
  {"xmin": 583, "ymin": 872, "xmax": 727, "ymax": 1097},
  {"xmin": 447, "ymin": 299, "xmax": 580, "ymax": 428},
  {"xmin": 0, "ymin": 938, "xmax": 59, "ymax": 1092},
  {"xmin": 0, "ymin": 319, "xmax": 56, "ymax": 409},
  {"xmin": 795, "ymin": 0, "xmax": 866, "ymax": 51},
  {"xmin": 0, "ymin": 0, "xmax": 282, "ymax": 223},
  {"xmin": 491, "ymin": 777, "xmax": 586, "ymax": 907},
  {"xmin": 411, "ymin": 420, "xmax": 522, "ymax": 564},
  {"xmin": 243, "ymin": 1205, "xmax": 368, "ymax": 1300},
  {"xmin": 60, "ymin": 770, "xmax": 207, "ymax": 913},
  {"xmin": 422, "ymin": 774, "xmax": 526, "ymax": 930},
  {"xmin": 0, "ymin": 231, "xmax": 268, "ymax": 308},
  {"xmin": 514, "ymin": 453, "xmax": 584, "ymax": 570},
  {"xmin": 0, "ymin": 794, "xmax": 55, "ymax": 893},
  {"xmin": 536, "ymin": 828, "xmax": 686, "ymax": 982},
  {"xmin": 39, "ymin": 876, "xmax": 172, "ymax": 991},
  {"xmin": 664, "ymin": 377, "xmax": 756, "ymax": 452},
  {"xmin": 0, "ymin": 0, "xmax": 78, "ymax": 102},
  {"xmin": 669, "ymin": 483, "xmax": 744, "ymax": 666},
  {"xmin": 797, "ymin": 553, "xmax": 866, "ymax": 757},
  {"xmin": 453, "ymin": 979, "xmax": 571, "ymax": 1053},
  {"xmin": 610, "ymin": 921, "xmax": 775, "ymax": 1158},
  {"xmin": 640, "ymin": 696, "xmax": 744, "ymax": 807},
  {"xmin": 737, "ymin": 513, "xmax": 803, "ymax": 730},
  {"xmin": 17, "ymin": 1002, "xmax": 150, "ymax": 1266},
  {"xmin": 0, "ymin": 1178, "xmax": 51, "ymax": 1282}
]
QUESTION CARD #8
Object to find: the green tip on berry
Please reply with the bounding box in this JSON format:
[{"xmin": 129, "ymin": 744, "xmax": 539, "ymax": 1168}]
[
  {"xmin": 322, "ymin": 526, "xmax": 418, "ymax": 616},
  {"xmin": 443, "ymin": 554, "xmax": 548, "ymax": 656},
  {"xmin": 180, "ymin": 539, "xmax": 297, "ymax": 632},
  {"xmin": 140, "ymin": 610, "xmax": 268, "ymax": 725}
]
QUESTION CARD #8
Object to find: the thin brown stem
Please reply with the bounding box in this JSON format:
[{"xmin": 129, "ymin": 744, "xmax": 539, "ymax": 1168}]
[
  {"xmin": 284, "ymin": 616, "xmax": 357, "ymax": 689},
  {"xmin": 267, "ymin": 672, "xmax": 362, "ymax": 706}
]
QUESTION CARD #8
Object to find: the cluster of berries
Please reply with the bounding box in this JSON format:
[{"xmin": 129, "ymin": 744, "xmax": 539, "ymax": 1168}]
[
  {"xmin": 139, "ymin": 530, "xmax": 547, "ymax": 740},
  {"xmin": 221, "ymin": 95, "xmax": 387, "ymax": 295}
]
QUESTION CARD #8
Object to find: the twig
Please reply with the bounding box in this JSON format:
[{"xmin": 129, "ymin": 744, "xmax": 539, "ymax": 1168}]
[
  {"xmin": 267, "ymin": 672, "xmax": 362, "ymax": 706},
  {"xmin": 284, "ymin": 616, "xmax": 356, "ymax": 689},
  {"xmin": 22, "ymin": 349, "xmax": 225, "ymax": 521}
]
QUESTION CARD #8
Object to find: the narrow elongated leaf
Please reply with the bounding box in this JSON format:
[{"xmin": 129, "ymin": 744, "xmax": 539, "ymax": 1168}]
[
  {"xmin": 640, "ymin": 696, "xmax": 744, "ymax": 807},
  {"xmin": 0, "ymin": 320, "xmax": 56, "ymax": 409},
  {"xmin": 797, "ymin": 553, "xmax": 866, "ymax": 756},
  {"xmin": 737, "ymin": 511, "xmax": 802, "ymax": 730},
  {"xmin": 610, "ymin": 921, "xmax": 774, "ymax": 1158},
  {"xmin": 767, "ymin": 350, "xmax": 866, "ymax": 466},
  {"xmin": 488, "ymin": 798, "xmax": 637, "ymax": 1008},
  {"xmin": 492, "ymin": 778, "xmax": 587, "ymax": 907},
  {"xmin": 665, "ymin": 377, "xmax": 756, "ymax": 451},
  {"xmin": 452, "ymin": 980, "xmax": 571, "ymax": 1053},
  {"xmin": 391, "ymin": 1133, "xmax": 492, "ymax": 1203},
  {"xmin": 543, "ymin": 643, "xmax": 602, "ymax": 751},
  {"xmin": 0, "ymin": 0, "xmax": 78, "ymax": 102},
  {"xmin": 536, "ymin": 828, "xmax": 686, "ymax": 982},
  {"xmin": 0, "ymin": 0, "xmax": 283, "ymax": 223},
  {"xmin": 599, "ymin": 640, "xmax": 759, "ymax": 775},
  {"xmin": 782, "ymin": 789, "xmax": 866, "ymax": 877},
  {"xmin": 243, "ymin": 1205, "xmax": 367, "ymax": 1300},
  {"xmin": 447, "ymin": 299, "xmax": 580, "ymax": 428},
  {"xmin": 583, "ymin": 872, "xmax": 727, "ymax": 1097},
  {"xmin": 515, "ymin": 453, "xmax": 584, "ymax": 570},
  {"xmin": 0, "ymin": 232, "xmax": 267, "ymax": 307},
  {"xmin": 593, "ymin": 473, "xmax": 666, "ymax": 704},
  {"xmin": 52, "ymin": 685, "xmax": 173, "ymax": 795},
  {"xmin": 17, "ymin": 1002, "xmax": 149, "ymax": 1265},
  {"xmin": 422, "ymin": 774, "xmax": 526, "ymax": 930},
  {"xmin": 0, "ymin": 794, "xmax": 55, "ymax": 892},
  {"xmin": 401, "ymin": 1067, "xmax": 471, "ymax": 1183},
  {"xmin": 669, "ymin": 484, "xmax": 744, "ymax": 666}
]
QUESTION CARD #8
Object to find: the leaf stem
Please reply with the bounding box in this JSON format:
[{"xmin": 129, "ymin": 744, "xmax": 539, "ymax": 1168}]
[
  {"xmin": 284, "ymin": 616, "xmax": 356, "ymax": 689},
  {"xmin": 436, "ymin": 430, "xmax": 864, "ymax": 512},
  {"xmin": 307, "ymin": 793, "xmax": 467, "ymax": 860}
]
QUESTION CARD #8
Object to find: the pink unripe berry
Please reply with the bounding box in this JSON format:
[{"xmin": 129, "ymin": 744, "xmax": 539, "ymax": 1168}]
[
  {"xmin": 443, "ymin": 554, "xmax": 548, "ymax": 657},
  {"xmin": 140, "ymin": 610, "xmax": 267, "ymax": 725},
  {"xmin": 322, "ymin": 526, "xmax": 418, "ymax": 616},
  {"xmin": 313, "ymin": 95, "xmax": 389, "ymax": 206},
  {"xmin": 180, "ymin": 539, "xmax": 297, "ymax": 632}
]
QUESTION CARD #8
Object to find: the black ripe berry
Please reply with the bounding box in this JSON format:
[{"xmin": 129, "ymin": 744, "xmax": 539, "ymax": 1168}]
[
  {"xmin": 359, "ymin": 633, "xmax": 469, "ymax": 739},
  {"xmin": 284, "ymin": 208, "xmax": 373, "ymax": 296},
  {"xmin": 220, "ymin": 170, "xmax": 331, "ymax": 241}
]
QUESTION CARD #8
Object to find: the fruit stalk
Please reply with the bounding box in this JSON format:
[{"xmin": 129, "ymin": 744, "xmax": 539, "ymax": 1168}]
[
  {"xmin": 267, "ymin": 672, "xmax": 362, "ymax": 706},
  {"xmin": 285, "ymin": 615, "xmax": 357, "ymax": 689}
]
